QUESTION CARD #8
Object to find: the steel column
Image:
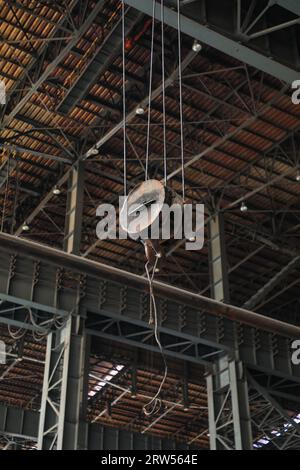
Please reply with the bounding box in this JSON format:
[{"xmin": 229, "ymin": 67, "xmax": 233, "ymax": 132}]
[
  {"xmin": 63, "ymin": 161, "xmax": 85, "ymax": 255},
  {"xmin": 206, "ymin": 358, "xmax": 252, "ymax": 450},
  {"xmin": 208, "ymin": 214, "xmax": 252, "ymax": 449},
  {"xmin": 208, "ymin": 213, "xmax": 229, "ymax": 303},
  {"xmin": 37, "ymin": 317, "xmax": 72, "ymax": 450},
  {"xmin": 38, "ymin": 158, "xmax": 87, "ymax": 449}
]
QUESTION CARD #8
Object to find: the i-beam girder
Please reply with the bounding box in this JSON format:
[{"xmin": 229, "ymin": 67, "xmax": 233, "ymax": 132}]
[
  {"xmin": 0, "ymin": 403, "xmax": 194, "ymax": 450},
  {"xmin": 123, "ymin": 0, "xmax": 299, "ymax": 84},
  {"xmin": 0, "ymin": 232, "xmax": 299, "ymax": 382},
  {"xmin": 276, "ymin": 0, "xmax": 300, "ymax": 16},
  {"xmin": 243, "ymin": 255, "xmax": 300, "ymax": 311}
]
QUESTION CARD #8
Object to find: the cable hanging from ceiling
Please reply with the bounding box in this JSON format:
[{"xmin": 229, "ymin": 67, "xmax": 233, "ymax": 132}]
[
  {"xmin": 122, "ymin": 0, "xmax": 127, "ymax": 197},
  {"xmin": 161, "ymin": 0, "xmax": 167, "ymax": 184},
  {"xmin": 120, "ymin": 0, "xmax": 187, "ymax": 416},
  {"xmin": 145, "ymin": 0, "xmax": 156, "ymax": 182},
  {"xmin": 177, "ymin": 0, "xmax": 185, "ymax": 202}
]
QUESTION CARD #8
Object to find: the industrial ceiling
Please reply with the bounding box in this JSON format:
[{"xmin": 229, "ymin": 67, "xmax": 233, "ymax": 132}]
[{"xmin": 0, "ymin": 0, "xmax": 299, "ymax": 450}]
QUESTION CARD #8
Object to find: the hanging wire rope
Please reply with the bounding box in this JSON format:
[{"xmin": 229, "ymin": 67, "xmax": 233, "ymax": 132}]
[
  {"xmin": 143, "ymin": 256, "xmax": 168, "ymax": 416},
  {"xmin": 119, "ymin": 0, "xmax": 187, "ymax": 416},
  {"xmin": 1, "ymin": 148, "xmax": 12, "ymax": 233},
  {"xmin": 145, "ymin": 0, "xmax": 156, "ymax": 181},
  {"xmin": 11, "ymin": 155, "xmax": 20, "ymax": 234},
  {"xmin": 177, "ymin": 0, "xmax": 185, "ymax": 201},
  {"xmin": 161, "ymin": 0, "xmax": 167, "ymax": 184},
  {"xmin": 122, "ymin": 0, "xmax": 127, "ymax": 196}
]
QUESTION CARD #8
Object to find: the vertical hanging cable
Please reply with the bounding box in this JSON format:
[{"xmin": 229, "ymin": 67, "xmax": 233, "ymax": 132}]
[
  {"xmin": 161, "ymin": 0, "xmax": 167, "ymax": 184},
  {"xmin": 143, "ymin": 256, "xmax": 168, "ymax": 416},
  {"xmin": 122, "ymin": 0, "xmax": 127, "ymax": 196},
  {"xmin": 177, "ymin": 0, "xmax": 185, "ymax": 201},
  {"xmin": 145, "ymin": 0, "xmax": 156, "ymax": 181},
  {"xmin": 1, "ymin": 148, "xmax": 10, "ymax": 233},
  {"xmin": 11, "ymin": 153, "xmax": 19, "ymax": 234}
]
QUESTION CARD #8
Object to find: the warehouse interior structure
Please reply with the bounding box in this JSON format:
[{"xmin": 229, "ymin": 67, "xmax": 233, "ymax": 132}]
[{"xmin": 0, "ymin": 0, "xmax": 300, "ymax": 450}]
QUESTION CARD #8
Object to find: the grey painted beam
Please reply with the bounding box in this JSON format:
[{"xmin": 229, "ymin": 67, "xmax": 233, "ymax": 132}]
[
  {"xmin": 0, "ymin": 234, "xmax": 298, "ymax": 379},
  {"xmin": 63, "ymin": 161, "xmax": 85, "ymax": 255},
  {"xmin": 58, "ymin": 8, "xmax": 143, "ymax": 114},
  {"xmin": 0, "ymin": 232, "xmax": 299, "ymax": 340},
  {"xmin": 124, "ymin": 0, "xmax": 299, "ymax": 83},
  {"xmin": 243, "ymin": 255, "xmax": 300, "ymax": 311},
  {"xmin": 208, "ymin": 214, "xmax": 230, "ymax": 303},
  {"xmin": 0, "ymin": 404, "xmax": 194, "ymax": 450},
  {"xmin": 276, "ymin": 0, "xmax": 300, "ymax": 16}
]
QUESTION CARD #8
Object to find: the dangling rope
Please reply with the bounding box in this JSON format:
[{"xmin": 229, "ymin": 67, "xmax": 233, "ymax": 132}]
[
  {"xmin": 11, "ymin": 153, "xmax": 20, "ymax": 234},
  {"xmin": 177, "ymin": 0, "xmax": 185, "ymax": 201},
  {"xmin": 145, "ymin": 0, "xmax": 156, "ymax": 181},
  {"xmin": 1, "ymin": 147, "xmax": 11, "ymax": 233},
  {"xmin": 122, "ymin": 0, "xmax": 127, "ymax": 196},
  {"xmin": 141, "ymin": 0, "xmax": 172, "ymax": 417},
  {"xmin": 143, "ymin": 255, "xmax": 168, "ymax": 416},
  {"xmin": 161, "ymin": 0, "xmax": 167, "ymax": 184}
]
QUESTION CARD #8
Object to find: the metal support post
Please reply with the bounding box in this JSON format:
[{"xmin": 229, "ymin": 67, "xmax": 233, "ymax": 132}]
[
  {"xmin": 37, "ymin": 317, "xmax": 72, "ymax": 450},
  {"xmin": 208, "ymin": 213, "xmax": 229, "ymax": 303},
  {"xmin": 207, "ymin": 358, "xmax": 252, "ymax": 450},
  {"xmin": 207, "ymin": 214, "xmax": 253, "ymax": 449},
  {"xmin": 63, "ymin": 161, "xmax": 85, "ymax": 255},
  {"xmin": 38, "ymin": 159, "xmax": 88, "ymax": 449}
]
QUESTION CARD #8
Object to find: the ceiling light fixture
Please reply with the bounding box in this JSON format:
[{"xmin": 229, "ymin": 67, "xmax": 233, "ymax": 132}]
[
  {"xmin": 136, "ymin": 106, "xmax": 145, "ymax": 115},
  {"xmin": 192, "ymin": 39, "xmax": 202, "ymax": 53},
  {"xmin": 86, "ymin": 147, "xmax": 99, "ymax": 158},
  {"xmin": 52, "ymin": 186, "xmax": 61, "ymax": 195},
  {"xmin": 240, "ymin": 201, "xmax": 248, "ymax": 212},
  {"xmin": 22, "ymin": 221, "xmax": 30, "ymax": 231}
]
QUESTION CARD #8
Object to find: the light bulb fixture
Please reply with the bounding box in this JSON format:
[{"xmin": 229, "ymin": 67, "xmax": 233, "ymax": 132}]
[
  {"xmin": 192, "ymin": 39, "xmax": 202, "ymax": 53},
  {"xmin": 155, "ymin": 267, "xmax": 160, "ymax": 273},
  {"xmin": 136, "ymin": 106, "xmax": 145, "ymax": 115},
  {"xmin": 188, "ymin": 236, "xmax": 196, "ymax": 242},
  {"xmin": 296, "ymin": 172, "xmax": 300, "ymax": 182},
  {"xmin": 52, "ymin": 186, "xmax": 61, "ymax": 195},
  {"xmin": 240, "ymin": 201, "xmax": 248, "ymax": 212},
  {"xmin": 86, "ymin": 147, "xmax": 99, "ymax": 158},
  {"xmin": 22, "ymin": 221, "xmax": 30, "ymax": 231}
]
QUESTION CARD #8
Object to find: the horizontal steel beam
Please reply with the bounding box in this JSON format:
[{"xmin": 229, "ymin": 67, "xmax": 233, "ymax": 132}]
[
  {"xmin": 276, "ymin": 0, "xmax": 300, "ymax": 16},
  {"xmin": 0, "ymin": 404, "xmax": 193, "ymax": 450},
  {"xmin": 0, "ymin": 233, "xmax": 298, "ymax": 379},
  {"xmin": 124, "ymin": 0, "xmax": 299, "ymax": 83},
  {"xmin": 243, "ymin": 256, "xmax": 300, "ymax": 311},
  {"xmin": 0, "ymin": 233, "xmax": 299, "ymax": 339}
]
